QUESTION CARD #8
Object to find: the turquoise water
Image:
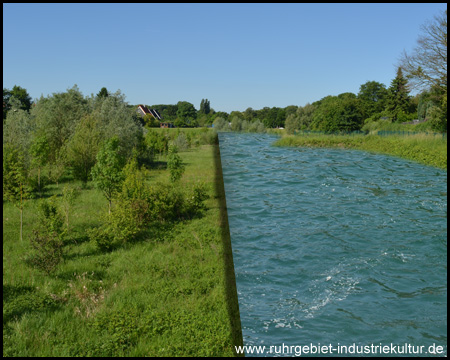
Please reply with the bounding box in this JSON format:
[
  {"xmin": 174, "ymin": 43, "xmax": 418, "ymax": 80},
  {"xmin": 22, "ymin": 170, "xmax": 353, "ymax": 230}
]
[{"xmin": 218, "ymin": 132, "xmax": 447, "ymax": 357}]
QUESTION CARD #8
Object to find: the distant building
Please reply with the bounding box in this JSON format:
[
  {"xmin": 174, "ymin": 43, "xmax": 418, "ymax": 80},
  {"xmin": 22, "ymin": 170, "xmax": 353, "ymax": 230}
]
[
  {"xmin": 136, "ymin": 105, "xmax": 162, "ymax": 121},
  {"xmin": 160, "ymin": 122, "xmax": 175, "ymax": 128}
]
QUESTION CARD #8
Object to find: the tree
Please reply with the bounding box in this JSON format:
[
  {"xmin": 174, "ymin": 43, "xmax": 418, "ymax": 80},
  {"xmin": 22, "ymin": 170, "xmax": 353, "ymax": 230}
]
[
  {"xmin": 61, "ymin": 184, "xmax": 81, "ymax": 231},
  {"xmin": 65, "ymin": 114, "xmax": 102, "ymax": 185},
  {"xmin": 167, "ymin": 145, "xmax": 185, "ymax": 183},
  {"xmin": 243, "ymin": 107, "xmax": 257, "ymax": 122},
  {"xmin": 3, "ymin": 104, "xmax": 35, "ymax": 166},
  {"xmin": 29, "ymin": 135, "xmax": 50, "ymax": 197},
  {"xmin": 96, "ymin": 87, "xmax": 109, "ymax": 98},
  {"xmin": 31, "ymin": 85, "xmax": 89, "ymax": 163},
  {"xmin": 312, "ymin": 95, "xmax": 364, "ymax": 132},
  {"xmin": 358, "ymin": 81, "xmax": 388, "ymax": 118},
  {"xmin": 399, "ymin": 10, "xmax": 447, "ymax": 94},
  {"xmin": 284, "ymin": 113, "xmax": 300, "ymax": 134},
  {"xmin": 28, "ymin": 197, "xmax": 66, "ymax": 274},
  {"xmin": 385, "ymin": 67, "xmax": 411, "ymax": 122},
  {"xmin": 213, "ymin": 117, "xmax": 229, "ymax": 131},
  {"xmin": 230, "ymin": 116, "xmax": 243, "ymax": 131},
  {"xmin": 90, "ymin": 89, "xmax": 144, "ymax": 160},
  {"xmin": 3, "ymin": 88, "xmax": 12, "ymax": 120},
  {"xmin": 3, "ymin": 86, "xmax": 32, "ymax": 119},
  {"xmin": 199, "ymin": 98, "xmax": 211, "ymax": 114},
  {"xmin": 3, "ymin": 144, "xmax": 33, "ymax": 242},
  {"xmin": 91, "ymin": 137, "xmax": 126, "ymax": 214},
  {"xmin": 176, "ymin": 101, "xmax": 197, "ymax": 121}
]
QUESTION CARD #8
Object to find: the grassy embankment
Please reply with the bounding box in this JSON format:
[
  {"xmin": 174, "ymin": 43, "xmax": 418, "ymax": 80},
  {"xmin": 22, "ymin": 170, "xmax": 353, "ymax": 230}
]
[
  {"xmin": 3, "ymin": 130, "xmax": 243, "ymax": 356},
  {"xmin": 274, "ymin": 132, "xmax": 447, "ymax": 170}
]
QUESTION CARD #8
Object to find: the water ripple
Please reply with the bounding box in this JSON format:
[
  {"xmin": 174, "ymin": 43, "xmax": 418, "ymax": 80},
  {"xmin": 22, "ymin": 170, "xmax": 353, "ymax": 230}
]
[{"xmin": 219, "ymin": 133, "xmax": 447, "ymax": 355}]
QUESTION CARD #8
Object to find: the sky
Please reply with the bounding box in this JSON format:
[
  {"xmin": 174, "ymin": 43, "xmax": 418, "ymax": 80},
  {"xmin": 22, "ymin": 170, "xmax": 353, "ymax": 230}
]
[{"xmin": 3, "ymin": 3, "xmax": 447, "ymax": 113}]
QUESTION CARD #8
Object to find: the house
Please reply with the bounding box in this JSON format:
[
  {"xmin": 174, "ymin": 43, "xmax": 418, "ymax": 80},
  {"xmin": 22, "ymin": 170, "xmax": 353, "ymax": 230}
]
[
  {"xmin": 136, "ymin": 105, "xmax": 162, "ymax": 121},
  {"xmin": 160, "ymin": 122, "xmax": 175, "ymax": 128}
]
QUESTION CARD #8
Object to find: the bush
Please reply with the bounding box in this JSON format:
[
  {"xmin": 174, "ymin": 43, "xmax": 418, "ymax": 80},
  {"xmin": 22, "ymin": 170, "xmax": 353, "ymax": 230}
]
[
  {"xmin": 167, "ymin": 146, "xmax": 185, "ymax": 183},
  {"xmin": 27, "ymin": 198, "xmax": 66, "ymax": 274},
  {"xmin": 183, "ymin": 182, "xmax": 210, "ymax": 218},
  {"xmin": 173, "ymin": 132, "xmax": 189, "ymax": 151}
]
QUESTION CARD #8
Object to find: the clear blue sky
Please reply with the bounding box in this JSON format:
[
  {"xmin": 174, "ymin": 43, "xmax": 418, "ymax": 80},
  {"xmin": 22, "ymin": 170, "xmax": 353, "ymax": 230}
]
[{"xmin": 3, "ymin": 3, "xmax": 447, "ymax": 113}]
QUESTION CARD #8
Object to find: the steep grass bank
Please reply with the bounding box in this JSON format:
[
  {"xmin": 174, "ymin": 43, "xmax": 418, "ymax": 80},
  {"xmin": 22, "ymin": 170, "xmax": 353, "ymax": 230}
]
[
  {"xmin": 274, "ymin": 133, "xmax": 447, "ymax": 170},
  {"xmin": 3, "ymin": 142, "xmax": 243, "ymax": 356}
]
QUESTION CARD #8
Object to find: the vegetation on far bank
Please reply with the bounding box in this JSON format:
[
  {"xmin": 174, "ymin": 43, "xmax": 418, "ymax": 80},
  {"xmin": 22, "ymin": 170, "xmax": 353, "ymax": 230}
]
[{"xmin": 274, "ymin": 132, "xmax": 447, "ymax": 170}]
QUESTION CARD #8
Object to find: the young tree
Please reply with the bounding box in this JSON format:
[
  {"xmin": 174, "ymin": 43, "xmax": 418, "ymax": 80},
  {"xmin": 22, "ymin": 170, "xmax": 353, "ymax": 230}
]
[
  {"xmin": 3, "ymin": 144, "xmax": 33, "ymax": 242},
  {"xmin": 91, "ymin": 137, "xmax": 126, "ymax": 214},
  {"xmin": 167, "ymin": 145, "xmax": 185, "ymax": 183},
  {"xmin": 29, "ymin": 135, "xmax": 50, "ymax": 197},
  {"xmin": 61, "ymin": 184, "xmax": 80, "ymax": 232},
  {"xmin": 29, "ymin": 197, "xmax": 66, "ymax": 274}
]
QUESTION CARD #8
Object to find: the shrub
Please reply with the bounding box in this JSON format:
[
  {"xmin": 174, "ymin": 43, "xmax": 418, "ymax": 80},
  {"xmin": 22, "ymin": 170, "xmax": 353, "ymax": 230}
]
[
  {"xmin": 27, "ymin": 198, "xmax": 66, "ymax": 274},
  {"xmin": 183, "ymin": 182, "xmax": 210, "ymax": 218},
  {"xmin": 173, "ymin": 132, "xmax": 189, "ymax": 151},
  {"xmin": 167, "ymin": 146, "xmax": 185, "ymax": 183}
]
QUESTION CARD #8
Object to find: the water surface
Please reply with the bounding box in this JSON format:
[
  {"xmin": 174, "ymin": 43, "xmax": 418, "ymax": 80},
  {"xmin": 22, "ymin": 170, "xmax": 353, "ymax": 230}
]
[{"xmin": 219, "ymin": 132, "xmax": 447, "ymax": 356}]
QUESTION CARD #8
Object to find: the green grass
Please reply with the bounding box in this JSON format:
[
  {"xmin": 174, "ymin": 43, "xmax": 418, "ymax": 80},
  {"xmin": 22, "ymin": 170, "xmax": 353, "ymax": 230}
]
[
  {"xmin": 274, "ymin": 133, "xmax": 447, "ymax": 170},
  {"xmin": 3, "ymin": 140, "xmax": 243, "ymax": 356}
]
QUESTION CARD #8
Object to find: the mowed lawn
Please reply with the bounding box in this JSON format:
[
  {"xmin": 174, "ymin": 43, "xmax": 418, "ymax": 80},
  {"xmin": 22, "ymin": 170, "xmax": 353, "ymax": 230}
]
[{"xmin": 3, "ymin": 142, "xmax": 243, "ymax": 357}]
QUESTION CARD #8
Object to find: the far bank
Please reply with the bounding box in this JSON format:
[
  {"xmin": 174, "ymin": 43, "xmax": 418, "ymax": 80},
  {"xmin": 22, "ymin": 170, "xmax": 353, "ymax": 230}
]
[{"xmin": 273, "ymin": 133, "xmax": 447, "ymax": 170}]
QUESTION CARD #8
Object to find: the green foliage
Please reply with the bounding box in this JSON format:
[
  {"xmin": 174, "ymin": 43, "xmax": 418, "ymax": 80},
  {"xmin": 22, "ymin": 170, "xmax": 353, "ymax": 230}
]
[
  {"xmin": 312, "ymin": 95, "xmax": 364, "ymax": 132},
  {"xmin": 96, "ymin": 87, "xmax": 109, "ymax": 98},
  {"xmin": 143, "ymin": 113, "xmax": 160, "ymax": 128},
  {"xmin": 3, "ymin": 105, "xmax": 34, "ymax": 165},
  {"xmin": 27, "ymin": 197, "xmax": 66, "ymax": 274},
  {"xmin": 91, "ymin": 137, "xmax": 126, "ymax": 213},
  {"xmin": 213, "ymin": 117, "xmax": 229, "ymax": 131},
  {"xmin": 176, "ymin": 101, "xmax": 197, "ymax": 121},
  {"xmin": 167, "ymin": 146, "xmax": 185, "ymax": 183},
  {"xmin": 229, "ymin": 116, "xmax": 241, "ymax": 132},
  {"xmin": 199, "ymin": 98, "xmax": 211, "ymax": 115},
  {"xmin": 427, "ymin": 103, "xmax": 447, "ymax": 133},
  {"xmin": 89, "ymin": 90, "xmax": 144, "ymax": 160},
  {"xmin": 358, "ymin": 80, "xmax": 388, "ymax": 118},
  {"xmin": 284, "ymin": 113, "xmax": 299, "ymax": 134},
  {"xmin": 184, "ymin": 182, "xmax": 210, "ymax": 216},
  {"xmin": 30, "ymin": 135, "xmax": 50, "ymax": 170},
  {"xmin": 385, "ymin": 67, "xmax": 412, "ymax": 122},
  {"xmin": 65, "ymin": 114, "xmax": 101, "ymax": 185},
  {"xmin": 172, "ymin": 132, "xmax": 189, "ymax": 151},
  {"xmin": 3, "ymin": 143, "xmax": 33, "ymax": 242},
  {"xmin": 3, "ymin": 85, "xmax": 32, "ymax": 118},
  {"xmin": 3, "ymin": 144, "xmax": 241, "ymax": 357},
  {"xmin": 3, "ymin": 144, "xmax": 32, "ymax": 205},
  {"xmin": 145, "ymin": 129, "xmax": 169, "ymax": 157},
  {"xmin": 275, "ymin": 132, "xmax": 447, "ymax": 169},
  {"xmin": 31, "ymin": 85, "xmax": 89, "ymax": 164},
  {"xmin": 61, "ymin": 184, "xmax": 81, "ymax": 230}
]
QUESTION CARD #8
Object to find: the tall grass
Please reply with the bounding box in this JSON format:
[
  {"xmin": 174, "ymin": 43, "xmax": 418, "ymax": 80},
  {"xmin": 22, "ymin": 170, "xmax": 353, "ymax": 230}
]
[
  {"xmin": 274, "ymin": 133, "xmax": 447, "ymax": 170},
  {"xmin": 3, "ymin": 138, "xmax": 243, "ymax": 356}
]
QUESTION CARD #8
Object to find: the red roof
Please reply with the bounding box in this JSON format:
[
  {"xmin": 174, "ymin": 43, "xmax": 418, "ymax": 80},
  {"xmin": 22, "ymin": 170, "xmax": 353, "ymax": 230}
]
[{"xmin": 138, "ymin": 105, "xmax": 151, "ymax": 114}]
